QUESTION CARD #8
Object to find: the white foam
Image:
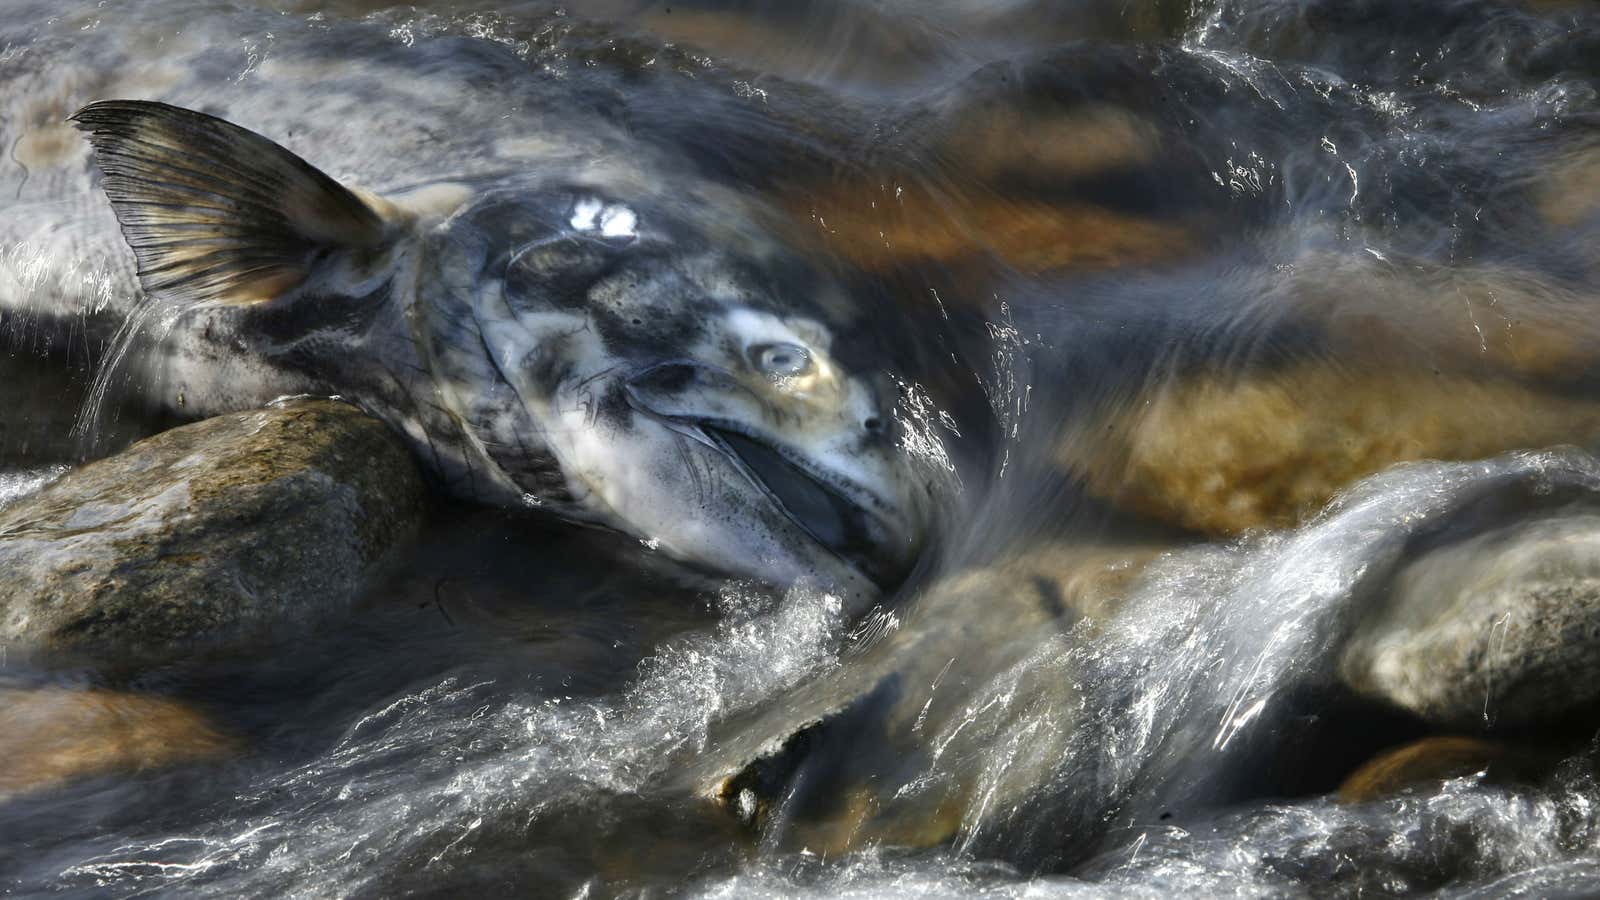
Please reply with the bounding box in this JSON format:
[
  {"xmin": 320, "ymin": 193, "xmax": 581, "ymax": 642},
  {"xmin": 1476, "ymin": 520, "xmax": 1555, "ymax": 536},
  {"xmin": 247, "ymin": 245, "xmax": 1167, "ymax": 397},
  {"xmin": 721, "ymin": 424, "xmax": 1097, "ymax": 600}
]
[{"xmin": 0, "ymin": 464, "xmax": 67, "ymax": 511}]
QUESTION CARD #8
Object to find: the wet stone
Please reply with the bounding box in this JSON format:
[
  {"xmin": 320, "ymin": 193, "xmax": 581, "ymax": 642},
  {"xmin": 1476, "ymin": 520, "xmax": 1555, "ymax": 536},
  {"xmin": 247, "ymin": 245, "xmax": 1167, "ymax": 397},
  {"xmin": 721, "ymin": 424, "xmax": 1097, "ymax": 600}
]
[
  {"xmin": 0, "ymin": 687, "xmax": 235, "ymax": 798},
  {"xmin": 1061, "ymin": 365, "xmax": 1600, "ymax": 536},
  {"xmin": 1339, "ymin": 513, "xmax": 1600, "ymax": 731},
  {"xmin": 693, "ymin": 544, "xmax": 1159, "ymax": 855},
  {"xmin": 0, "ymin": 399, "xmax": 427, "ymax": 664},
  {"xmin": 1336, "ymin": 736, "xmax": 1509, "ymax": 804},
  {"xmin": 1335, "ymin": 736, "xmax": 1563, "ymax": 805}
]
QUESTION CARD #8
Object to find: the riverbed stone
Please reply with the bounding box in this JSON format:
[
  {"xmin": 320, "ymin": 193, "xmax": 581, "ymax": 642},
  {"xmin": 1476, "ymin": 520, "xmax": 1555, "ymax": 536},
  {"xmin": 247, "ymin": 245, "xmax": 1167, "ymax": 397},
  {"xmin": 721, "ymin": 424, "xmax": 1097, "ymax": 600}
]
[
  {"xmin": 1332, "ymin": 736, "xmax": 1569, "ymax": 805},
  {"xmin": 1339, "ymin": 512, "xmax": 1600, "ymax": 731},
  {"xmin": 691, "ymin": 544, "xmax": 1160, "ymax": 855},
  {"xmin": 1061, "ymin": 365, "xmax": 1600, "ymax": 535},
  {"xmin": 0, "ymin": 398, "xmax": 427, "ymax": 663},
  {"xmin": 0, "ymin": 687, "xmax": 235, "ymax": 798}
]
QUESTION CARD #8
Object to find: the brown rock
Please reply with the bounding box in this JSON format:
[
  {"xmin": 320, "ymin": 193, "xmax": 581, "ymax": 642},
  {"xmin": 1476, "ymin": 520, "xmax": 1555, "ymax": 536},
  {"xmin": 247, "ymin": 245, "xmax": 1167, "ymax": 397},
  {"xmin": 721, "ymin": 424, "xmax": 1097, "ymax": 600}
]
[
  {"xmin": 1536, "ymin": 141, "xmax": 1600, "ymax": 230},
  {"xmin": 1282, "ymin": 255, "xmax": 1600, "ymax": 384},
  {"xmin": 1055, "ymin": 251, "xmax": 1600, "ymax": 536},
  {"xmin": 1061, "ymin": 365, "xmax": 1600, "ymax": 535},
  {"xmin": 0, "ymin": 687, "xmax": 235, "ymax": 797},
  {"xmin": 1336, "ymin": 736, "xmax": 1558, "ymax": 804},
  {"xmin": 784, "ymin": 182, "xmax": 1195, "ymax": 276}
]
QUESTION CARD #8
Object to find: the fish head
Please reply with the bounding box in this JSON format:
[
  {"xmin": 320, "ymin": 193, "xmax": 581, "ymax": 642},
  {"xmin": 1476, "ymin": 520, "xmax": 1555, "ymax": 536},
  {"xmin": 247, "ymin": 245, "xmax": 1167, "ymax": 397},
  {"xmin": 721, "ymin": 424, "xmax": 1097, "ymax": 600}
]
[{"xmin": 415, "ymin": 187, "xmax": 938, "ymax": 604}]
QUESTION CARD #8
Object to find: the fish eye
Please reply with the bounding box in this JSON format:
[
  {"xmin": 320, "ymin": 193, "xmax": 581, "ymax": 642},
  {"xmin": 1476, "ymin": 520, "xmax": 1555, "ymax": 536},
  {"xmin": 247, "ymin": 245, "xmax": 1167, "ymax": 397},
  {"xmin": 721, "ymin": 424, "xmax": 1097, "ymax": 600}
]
[{"xmin": 751, "ymin": 342, "xmax": 811, "ymax": 377}]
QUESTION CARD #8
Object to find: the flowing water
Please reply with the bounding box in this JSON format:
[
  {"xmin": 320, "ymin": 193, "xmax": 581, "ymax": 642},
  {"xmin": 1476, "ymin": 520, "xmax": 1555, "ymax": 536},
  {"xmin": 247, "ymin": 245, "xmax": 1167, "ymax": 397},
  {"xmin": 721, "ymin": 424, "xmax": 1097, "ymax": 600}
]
[{"xmin": 4, "ymin": 0, "xmax": 1600, "ymax": 896}]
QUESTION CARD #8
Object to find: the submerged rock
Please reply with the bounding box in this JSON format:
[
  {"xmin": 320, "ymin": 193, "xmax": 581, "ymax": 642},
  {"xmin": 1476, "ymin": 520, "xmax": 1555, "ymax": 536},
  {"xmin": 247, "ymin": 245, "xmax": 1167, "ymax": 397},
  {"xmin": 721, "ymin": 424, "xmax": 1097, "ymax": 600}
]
[
  {"xmin": 689, "ymin": 544, "xmax": 1159, "ymax": 855},
  {"xmin": 0, "ymin": 399, "xmax": 426, "ymax": 663},
  {"xmin": 1335, "ymin": 736, "xmax": 1558, "ymax": 805},
  {"xmin": 691, "ymin": 451, "xmax": 1600, "ymax": 860},
  {"xmin": 0, "ymin": 687, "xmax": 235, "ymax": 798},
  {"xmin": 1052, "ymin": 252, "xmax": 1600, "ymax": 537},
  {"xmin": 1062, "ymin": 365, "xmax": 1600, "ymax": 535},
  {"xmin": 1340, "ymin": 512, "xmax": 1600, "ymax": 731}
]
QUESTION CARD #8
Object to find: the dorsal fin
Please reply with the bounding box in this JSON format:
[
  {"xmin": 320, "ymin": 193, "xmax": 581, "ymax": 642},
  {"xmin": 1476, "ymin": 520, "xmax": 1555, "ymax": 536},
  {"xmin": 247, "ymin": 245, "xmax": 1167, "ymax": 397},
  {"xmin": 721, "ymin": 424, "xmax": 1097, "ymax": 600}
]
[{"xmin": 71, "ymin": 99, "xmax": 388, "ymax": 306}]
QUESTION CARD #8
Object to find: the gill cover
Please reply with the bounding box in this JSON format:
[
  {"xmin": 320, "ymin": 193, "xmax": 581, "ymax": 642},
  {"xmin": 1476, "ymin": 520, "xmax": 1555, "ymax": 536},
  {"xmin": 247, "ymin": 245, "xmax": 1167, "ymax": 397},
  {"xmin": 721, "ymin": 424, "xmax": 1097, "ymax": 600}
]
[{"xmin": 71, "ymin": 99, "xmax": 390, "ymax": 307}]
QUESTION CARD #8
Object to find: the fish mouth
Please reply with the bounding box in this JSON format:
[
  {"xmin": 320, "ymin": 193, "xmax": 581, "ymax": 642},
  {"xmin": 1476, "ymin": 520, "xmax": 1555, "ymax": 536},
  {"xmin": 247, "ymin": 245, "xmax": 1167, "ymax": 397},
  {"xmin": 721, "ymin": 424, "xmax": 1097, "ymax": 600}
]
[{"xmin": 698, "ymin": 424, "xmax": 908, "ymax": 591}]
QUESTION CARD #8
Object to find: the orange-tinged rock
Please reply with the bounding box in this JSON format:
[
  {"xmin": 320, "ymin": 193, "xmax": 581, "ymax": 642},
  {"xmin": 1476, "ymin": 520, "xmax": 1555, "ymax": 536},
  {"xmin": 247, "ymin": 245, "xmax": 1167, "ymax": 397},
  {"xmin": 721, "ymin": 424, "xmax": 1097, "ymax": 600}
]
[
  {"xmin": 1535, "ymin": 143, "xmax": 1600, "ymax": 230},
  {"xmin": 0, "ymin": 687, "xmax": 235, "ymax": 797},
  {"xmin": 936, "ymin": 105, "xmax": 1162, "ymax": 183},
  {"xmin": 1335, "ymin": 736, "xmax": 1559, "ymax": 804},
  {"xmin": 1062, "ymin": 366, "xmax": 1600, "ymax": 535},
  {"xmin": 787, "ymin": 183, "xmax": 1195, "ymax": 275}
]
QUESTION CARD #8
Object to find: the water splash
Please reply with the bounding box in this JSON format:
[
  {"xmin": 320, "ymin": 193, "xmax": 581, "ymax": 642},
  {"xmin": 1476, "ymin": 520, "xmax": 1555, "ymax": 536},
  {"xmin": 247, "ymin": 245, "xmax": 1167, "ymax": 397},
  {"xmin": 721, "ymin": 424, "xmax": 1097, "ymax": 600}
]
[
  {"xmin": 871, "ymin": 451, "xmax": 1600, "ymax": 867},
  {"xmin": 0, "ymin": 464, "xmax": 66, "ymax": 511},
  {"xmin": 69, "ymin": 301, "xmax": 174, "ymax": 458},
  {"xmin": 49, "ymin": 583, "xmax": 849, "ymax": 896}
]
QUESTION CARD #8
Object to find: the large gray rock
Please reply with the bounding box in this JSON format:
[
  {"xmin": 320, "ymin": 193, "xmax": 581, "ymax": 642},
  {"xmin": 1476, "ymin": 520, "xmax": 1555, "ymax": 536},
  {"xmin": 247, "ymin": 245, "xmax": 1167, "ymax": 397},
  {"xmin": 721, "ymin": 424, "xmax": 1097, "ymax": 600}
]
[
  {"xmin": 0, "ymin": 399, "xmax": 427, "ymax": 663},
  {"xmin": 1339, "ymin": 512, "xmax": 1600, "ymax": 730}
]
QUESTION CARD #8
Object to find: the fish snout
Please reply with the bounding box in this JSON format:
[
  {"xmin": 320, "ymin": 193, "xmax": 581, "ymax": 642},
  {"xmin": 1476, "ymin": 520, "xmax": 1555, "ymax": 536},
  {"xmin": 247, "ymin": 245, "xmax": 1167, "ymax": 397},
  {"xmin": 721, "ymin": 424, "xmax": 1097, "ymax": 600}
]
[{"xmin": 623, "ymin": 360, "xmax": 923, "ymax": 592}]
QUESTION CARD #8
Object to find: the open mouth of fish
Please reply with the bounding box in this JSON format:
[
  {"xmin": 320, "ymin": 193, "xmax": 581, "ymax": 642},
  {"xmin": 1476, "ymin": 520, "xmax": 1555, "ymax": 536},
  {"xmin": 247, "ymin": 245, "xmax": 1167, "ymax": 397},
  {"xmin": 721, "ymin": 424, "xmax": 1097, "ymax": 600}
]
[
  {"xmin": 698, "ymin": 425, "xmax": 902, "ymax": 584},
  {"xmin": 618, "ymin": 363, "xmax": 912, "ymax": 590}
]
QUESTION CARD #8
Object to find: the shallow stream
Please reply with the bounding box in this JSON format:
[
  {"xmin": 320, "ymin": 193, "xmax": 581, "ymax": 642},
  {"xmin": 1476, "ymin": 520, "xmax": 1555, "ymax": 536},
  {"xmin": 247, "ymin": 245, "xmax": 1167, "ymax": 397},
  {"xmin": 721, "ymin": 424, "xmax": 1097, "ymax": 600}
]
[{"xmin": 4, "ymin": 0, "xmax": 1600, "ymax": 896}]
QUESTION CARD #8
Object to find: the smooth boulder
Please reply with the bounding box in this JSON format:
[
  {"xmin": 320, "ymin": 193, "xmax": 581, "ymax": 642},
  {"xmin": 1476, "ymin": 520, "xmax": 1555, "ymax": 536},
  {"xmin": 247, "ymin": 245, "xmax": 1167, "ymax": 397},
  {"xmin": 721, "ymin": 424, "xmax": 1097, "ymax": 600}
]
[
  {"xmin": 1340, "ymin": 512, "xmax": 1600, "ymax": 730},
  {"xmin": 0, "ymin": 398, "xmax": 427, "ymax": 663}
]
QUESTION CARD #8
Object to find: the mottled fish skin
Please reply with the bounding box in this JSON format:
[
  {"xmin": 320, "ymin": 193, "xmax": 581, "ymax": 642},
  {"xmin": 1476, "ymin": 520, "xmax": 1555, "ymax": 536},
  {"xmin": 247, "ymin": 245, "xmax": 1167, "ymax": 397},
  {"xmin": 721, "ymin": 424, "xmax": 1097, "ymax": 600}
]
[{"xmin": 0, "ymin": 3, "xmax": 940, "ymax": 604}]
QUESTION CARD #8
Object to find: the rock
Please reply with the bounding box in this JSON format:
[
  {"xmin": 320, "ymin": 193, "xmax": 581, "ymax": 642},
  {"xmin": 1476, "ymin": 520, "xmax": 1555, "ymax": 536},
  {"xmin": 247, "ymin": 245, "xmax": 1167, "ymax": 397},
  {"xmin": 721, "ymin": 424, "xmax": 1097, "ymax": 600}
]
[
  {"xmin": 1339, "ymin": 513, "xmax": 1600, "ymax": 730},
  {"xmin": 1061, "ymin": 365, "xmax": 1600, "ymax": 535},
  {"xmin": 1536, "ymin": 140, "xmax": 1600, "ymax": 231},
  {"xmin": 0, "ymin": 687, "xmax": 235, "ymax": 798},
  {"xmin": 1336, "ymin": 736, "xmax": 1556, "ymax": 804},
  {"xmin": 635, "ymin": 1, "xmax": 1186, "ymax": 93},
  {"xmin": 688, "ymin": 544, "xmax": 1159, "ymax": 854},
  {"xmin": 1051, "ymin": 250, "xmax": 1600, "ymax": 536},
  {"xmin": 776, "ymin": 99, "xmax": 1199, "ymax": 279},
  {"xmin": 1281, "ymin": 256, "xmax": 1600, "ymax": 387},
  {"xmin": 784, "ymin": 179, "xmax": 1196, "ymax": 276},
  {"xmin": 0, "ymin": 399, "xmax": 427, "ymax": 663}
]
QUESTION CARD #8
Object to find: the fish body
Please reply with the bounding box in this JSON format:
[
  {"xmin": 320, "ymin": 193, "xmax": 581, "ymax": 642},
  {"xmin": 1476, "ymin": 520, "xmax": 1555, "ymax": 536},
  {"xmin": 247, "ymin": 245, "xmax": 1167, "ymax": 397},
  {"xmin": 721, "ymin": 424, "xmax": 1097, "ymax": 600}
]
[{"xmin": 0, "ymin": 4, "xmax": 937, "ymax": 604}]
